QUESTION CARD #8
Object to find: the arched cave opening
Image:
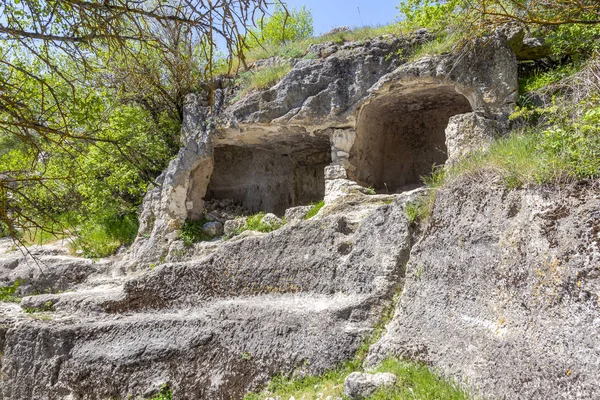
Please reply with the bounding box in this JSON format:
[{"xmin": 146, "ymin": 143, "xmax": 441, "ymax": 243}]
[
  {"xmin": 349, "ymin": 83, "xmax": 472, "ymax": 192},
  {"xmin": 201, "ymin": 141, "xmax": 331, "ymax": 217}
]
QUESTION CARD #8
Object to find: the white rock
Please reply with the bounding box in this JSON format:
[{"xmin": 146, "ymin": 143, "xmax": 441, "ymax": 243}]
[
  {"xmin": 344, "ymin": 372, "xmax": 397, "ymax": 399},
  {"xmin": 224, "ymin": 218, "xmax": 247, "ymax": 236},
  {"xmin": 260, "ymin": 213, "xmax": 283, "ymax": 229},
  {"xmin": 202, "ymin": 221, "xmax": 224, "ymax": 237}
]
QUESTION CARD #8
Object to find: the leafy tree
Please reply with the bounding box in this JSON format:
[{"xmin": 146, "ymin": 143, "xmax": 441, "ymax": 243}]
[
  {"xmin": 467, "ymin": 0, "xmax": 600, "ymax": 27},
  {"xmin": 0, "ymin": 0, "xmax": 270, "ymax": 249},
  {"xmin": 248, "ymin": 1, "xmax": 313, "ymax": 46},
  {"xmin": 398, "ymin": 0, "xmax": 464, "ymax": 32}
]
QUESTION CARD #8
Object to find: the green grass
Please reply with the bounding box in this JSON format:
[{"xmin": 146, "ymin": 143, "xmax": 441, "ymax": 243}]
[
  {"xmin": 404, "ymin": 201, "xmax": 423, "ymax": 224},
  {"xmin": 215, "ymin": 23, "xmax": 402, "ymax": 78},
  {"xmin": 179, "ymin": 219, "xmax": 213, "ymax": 246},
  {"xmin": 0, "ymin": 280, "xmax": 23, "ymax": 303},
  {"xmin": 227, "ymin": 212, "xmax": 286, "ymax": 238},
  {"xmin": 519, "ymin": 62, "xmax": 584, "ymax": 94},
  {"xmin": 244, "ymin": 24, "xmax": 401, "ymax": 63},
  {"xmin": 149, "ymin": 384, "xmax": 172, "ymax": 400},
  {"xmin": 304, "ymin": 200, "xmax": 325, "ymax": 219},
  {"xmin": 237, "ymin": 212, "xmax": 285, "ymax": 234},
  {"xmin": 369, "ymin": 358, "xmax": 470, "ymax": 400},
  {"xmin": 69, "ymin": 213, "xmax": 139, "ymax": 258},
  {"xmin": 245, "ymin": 356, "xmax": 469, "ymax": 400},
  {"xmin": 409, "ymin": 32, "xmax": 461, "ymax": 61},
  {"xmin": 237, "ymin": 64, "xmax": 292, "ymax": 97}
]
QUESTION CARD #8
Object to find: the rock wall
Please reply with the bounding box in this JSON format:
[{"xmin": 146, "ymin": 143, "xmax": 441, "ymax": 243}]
[
  {"xmin": 0, "ymin": 193, "xmax": 413, "ymax": 400},
  {"xmin": 129, "ymin": 30, "xmax": 518, "ymax": 263},
  {"xmin": 368, "ymin": 181, "xmax": 600, "ymax": 399},
  {"xmin": 3, "ymin": 28, "xmax": 586, "ymax": 400}
]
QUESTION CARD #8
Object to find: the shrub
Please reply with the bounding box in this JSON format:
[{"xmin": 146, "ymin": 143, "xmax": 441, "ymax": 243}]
[{"xmin": 398, "ymin": 0, "xmax": 464, "ymax": 33}]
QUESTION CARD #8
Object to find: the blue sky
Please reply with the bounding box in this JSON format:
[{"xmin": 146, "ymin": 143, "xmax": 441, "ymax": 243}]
[{"xmin": 276, "ymin": 0, "xmax": 401, "ymax": 35}]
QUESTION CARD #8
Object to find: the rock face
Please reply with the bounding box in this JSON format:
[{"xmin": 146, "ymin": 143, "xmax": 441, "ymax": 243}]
[
  {"xmin": 3, "ymin": 29, "xmax": 592, "ymax": 400},
  {"xmin": 368, "ymin": 181, "xmax": 600, "ymax": 399},
  {"xmin": 127, "ymin": 30, "xmax": 518, "ymax": 264},
  {"xmin": 0, "ymin": 194, "xmax": 413, "ymax": 400}
]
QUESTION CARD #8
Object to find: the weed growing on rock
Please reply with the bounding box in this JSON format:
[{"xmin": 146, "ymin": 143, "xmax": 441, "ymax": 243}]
[
  {"xmin": 149, "ymin": 384, "xmax": 172, "ymax": 400},
  {"xmin": 24, "ymin": 301, "xmax": 55, "ymax": 314},
  {"xmin": 304, "ymin": 201, "xmax": 325, "ymax": 220},
  {"xmin": 237, "ymin": 64, "xmax": 292, "ymax": 97},
  {"xmin": 233, "ymin": 212, "xmax": 285, "ymax": 236},
  {"xmin": 365, "ymin": 187, "xmax": 377, "ymax": 195},
  {"xmin": 0, "ymin": 280, "xmax": 23, "ymax": 303},
  {"xmin": 179, "ymin": 219, "xmax": 212, "ymax": 246}
]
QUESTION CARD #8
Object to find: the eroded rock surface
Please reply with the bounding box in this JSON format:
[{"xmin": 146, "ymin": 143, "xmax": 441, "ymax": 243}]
[
  {"xmin": 1, "ymin": 194, "xmax": 413, "ymax": 400},
  {"xmin": 368, "ymin": 181, "xmax": 600, "ymax": 399}
]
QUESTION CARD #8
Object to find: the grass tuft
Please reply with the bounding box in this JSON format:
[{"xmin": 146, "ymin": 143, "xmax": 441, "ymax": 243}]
[
  {"xmin": 230, "ymin": 212, "xmax": 286, "ymax": 237},
  {"xmin": 304, "ymin": 200, "xmax": 325, "ymax": 219},
  {"xmin": 243, "ymin": 286, "xmax": 468, "ymax": 400},
  {"xmin": 24, "ymin": 300, "xmax": 55, "ymax": 314},
  {"xmin": 409, "ymin": 32, "xmax": 461, "ymax": 61},
  {"xmin": 238, "ymin": 64, "xmax": 292, "ymax": 97},
  {"xmin": 179, "ymin": 218, "xmax": 214, "ymax": 247}
]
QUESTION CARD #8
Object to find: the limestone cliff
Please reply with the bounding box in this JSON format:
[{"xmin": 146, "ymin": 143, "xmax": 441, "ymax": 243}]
[{"xmin": 1, "ymin": 27, "xmax": 598, "ymax": 400}]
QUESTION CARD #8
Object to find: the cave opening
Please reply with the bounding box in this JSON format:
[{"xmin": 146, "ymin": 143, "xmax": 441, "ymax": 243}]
[
  {"xmin": 349, "ymin": 83, "xmax": 472, "ymax": 193},
  {"xmin": 200, "ymin": 142, "xmax": 331, "ymax": 217}
]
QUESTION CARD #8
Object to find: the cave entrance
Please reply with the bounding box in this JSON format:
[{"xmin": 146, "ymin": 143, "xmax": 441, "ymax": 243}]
[
  {"xmin": 202, "ymin": 142, "xmax": 331, "ymax": 216},
  {"xmin": 349, "ymin": 83, "xmax": 472, "ymax": 192}
]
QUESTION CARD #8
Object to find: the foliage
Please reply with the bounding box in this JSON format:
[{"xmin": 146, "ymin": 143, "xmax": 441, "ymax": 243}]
[
  {"xmin": 72, "ymin": 213, "xmax": 139, "ymax": 258},
  {"xmin": 237, "ymin": 64, "xmax": 292, "ymax": 96},
  {"xmin": 442, "ymin": 97, "xmax": 600, "ymax": 190},
  {"xmin": 248, "ymin": 1, "xmax": 313, "ymax": 47},
  {"xmin": 149, "ymin": 384, "xmax": 173, "ymax": 400},
  {"xmin": 179, "ymin": 219, "xmax": 213, "ymax": 247},
  {"xmin": 0, "ymin": 280, "xmax": 23, "ymax": 303},
  {"xmin": 544, "ymin": 23, "xmax": 600, "ymax": 57},
  {"xmin": 404, "ymin": 201, "xmax": 423, "ymax": 224},
  {"xmin": 519, "ymin": 62, "xmax": 584, "ymax": 93},
  {"xmin": 217, "ymin": 24, "xmax": 401, "ymax": 75},
  {"xmin": 467, "ymin": 0, "xmax": 600, "ymax": 28},
  {"xmin": 0, "ymin": 0, "xmax": 271, "ymax": 243},
  {"xmin": 304, "ymin": 201, "xmax": 325, "ymax": 219},
  {"xmin": 398, "ymin": 0, "xmax": 464, "ymax": 32},
  {"xmin": 24, "ymin": 301, "xmax": 55, "ymax": 314},
  {"xmin": 409, "ymin": 31, "xmax": 461, "ymax": 60}
]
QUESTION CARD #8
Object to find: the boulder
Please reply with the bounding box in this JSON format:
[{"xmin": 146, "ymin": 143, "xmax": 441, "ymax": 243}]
[
  {"xmin": 260, "ymin": 213, "xmax": 284, "ymax": 229},
  {"xmin": 284, "ymin": 206, "xmax": 312, "ymax": 223},
  {"xmin": 344, "ymin": 372, "xmax": 397, "ymax": 399},
  {"xmin": 224, "ymin": 218, "xmax": 247, "ymax": 236},
  {"xmin": 202, "ymin": 221, "xmax": 224, "ymax": 237}
]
